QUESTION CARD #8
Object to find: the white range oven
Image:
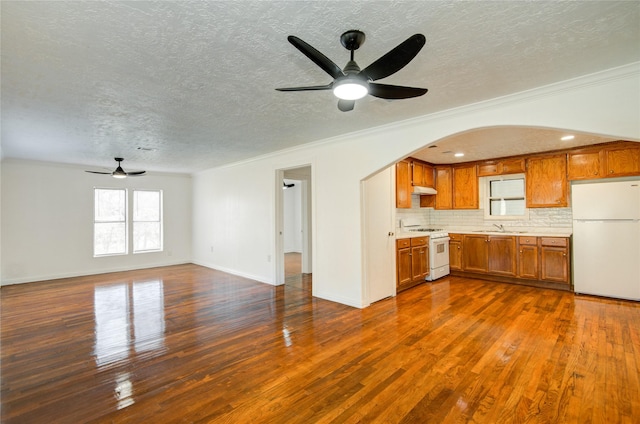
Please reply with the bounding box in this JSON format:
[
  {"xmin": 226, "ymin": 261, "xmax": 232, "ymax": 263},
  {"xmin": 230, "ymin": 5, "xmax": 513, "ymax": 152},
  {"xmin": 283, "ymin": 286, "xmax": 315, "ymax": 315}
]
[{"xmin": 405, "ymin": 227, "xmax": 451, "ymax": 281}]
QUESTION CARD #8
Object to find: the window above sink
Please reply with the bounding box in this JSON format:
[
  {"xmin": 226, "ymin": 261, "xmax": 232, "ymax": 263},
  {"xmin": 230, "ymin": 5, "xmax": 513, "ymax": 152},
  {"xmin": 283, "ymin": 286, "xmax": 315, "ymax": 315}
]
[{"xmin": 482, "ymin": 174, "xmax": 530, "ymax": 221}]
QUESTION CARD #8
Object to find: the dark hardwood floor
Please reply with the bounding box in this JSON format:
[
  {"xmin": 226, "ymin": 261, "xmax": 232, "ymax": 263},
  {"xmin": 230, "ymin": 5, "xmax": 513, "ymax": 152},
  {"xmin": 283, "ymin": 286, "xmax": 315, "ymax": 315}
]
[{"xmin": 1, "ymin": 264, "xmax": 639, "ymax": 423}]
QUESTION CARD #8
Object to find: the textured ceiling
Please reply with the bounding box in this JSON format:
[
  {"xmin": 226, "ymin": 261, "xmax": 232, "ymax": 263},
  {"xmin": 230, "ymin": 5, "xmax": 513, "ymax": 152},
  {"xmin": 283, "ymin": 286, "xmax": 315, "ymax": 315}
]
[{"xmin": 1, "ymin": 1, "xmax": 639, "ymax": 173}]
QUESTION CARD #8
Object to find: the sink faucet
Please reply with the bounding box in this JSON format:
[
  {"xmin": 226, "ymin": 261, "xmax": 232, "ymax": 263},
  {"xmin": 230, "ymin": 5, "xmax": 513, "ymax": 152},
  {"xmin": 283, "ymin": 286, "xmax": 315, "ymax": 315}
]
[{"xmin": 493, "ymin": 224, "xmax": 505, "ymax": 232}]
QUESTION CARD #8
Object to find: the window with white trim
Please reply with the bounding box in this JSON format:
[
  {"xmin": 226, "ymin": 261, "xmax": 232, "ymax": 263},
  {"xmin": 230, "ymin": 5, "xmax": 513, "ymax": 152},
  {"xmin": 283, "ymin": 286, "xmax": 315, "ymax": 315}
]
[
  {"xmin": 483, "ymin": 174, "xmax": 529, "ymax": 220},
  {"xmin": 133, "ymin": 190, "xmax": 163, "ymax": 253},
  {"xmin": 94, "ymin": 188, "xmax": 127, "ymax": 256},
  {"xmin": 93, "ymin": 188, "xmax": 163, "ymax": 256}
]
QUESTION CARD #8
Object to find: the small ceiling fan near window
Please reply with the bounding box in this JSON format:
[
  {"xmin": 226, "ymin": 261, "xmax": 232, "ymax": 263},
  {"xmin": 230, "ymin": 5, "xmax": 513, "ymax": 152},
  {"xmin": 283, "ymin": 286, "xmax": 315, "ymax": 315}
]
[
  {"xmin": 85, "ymin": 157, "xmax": 146, "ymax": 178},
  {"xmin": 276, "ymin": 30, "xmax": 428, "ymax": 111}
]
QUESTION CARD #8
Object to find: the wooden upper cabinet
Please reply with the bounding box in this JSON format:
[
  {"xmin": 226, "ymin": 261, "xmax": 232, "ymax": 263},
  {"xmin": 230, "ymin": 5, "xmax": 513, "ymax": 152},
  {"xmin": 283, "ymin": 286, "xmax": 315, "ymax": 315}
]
[
  {"xmin": 411, "ymin": 160, "xmax": 435, "ymax": 187},
  {"xmin": 396, "ymin": 160, "xmax": 412, "ymax": 209},
  {"xmin": 604, "ymin": 145, "xmax": 640, "ymax": 177},
  {"xmin": 477, "ymin": 162, "xmax": 500, "ymax": 177},
  {"xmin": 435, "ymin": 166, "xmax": 453, "ymax": 210},
  {"xmin": 526, "ymin": 155, "xmax": 568, "ymax": 208},
  {"xmin": 568, "ymin": 142, "xmax": 640, "ymax": 181},
  {"xmin": 478, "ymin": 158, "xmax": 525, "ymax": 176},
  {"xmin": 453, "ymin": 165, "xmax": 478, "ymax": 209},
  {"xmin": 568, "ymin": 150, "xmax": 602, "ymax": 180},
  {"xmin": 501, "ymin": 158, "xmax": 526, "ymax": 174}
]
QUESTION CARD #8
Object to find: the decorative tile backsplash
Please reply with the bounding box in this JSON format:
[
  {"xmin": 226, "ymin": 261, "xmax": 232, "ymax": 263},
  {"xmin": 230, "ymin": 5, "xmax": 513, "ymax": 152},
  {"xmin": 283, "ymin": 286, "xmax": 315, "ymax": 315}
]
[{"xmin": 396, "ymin": 196, "xmax": 572, "ymax": 229}]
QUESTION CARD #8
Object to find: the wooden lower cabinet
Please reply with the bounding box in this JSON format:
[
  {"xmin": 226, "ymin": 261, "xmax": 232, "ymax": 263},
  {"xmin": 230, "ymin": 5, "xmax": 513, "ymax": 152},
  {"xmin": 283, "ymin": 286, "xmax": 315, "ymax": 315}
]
[
  {"xmin": 462, "ymin": 235, "xmax": 517, "ymax": 276},
  {"xmin": 396, "ymin": 237, "xmax": 429, "ymax": 292},
  {"xmin": 396, "ymin": 239, "xmax": 412, "ymax": 288},
  {"xmin": 462, "ymin": 234, "xmax": 489, "ymax": 273},
  {"xmin": 540, "ymin": 237, "xmax": 570, "ymax": 284},
  {"xmin": 449, "ymin": 234, "xmax": 463, "ymax": 271},
  {"xmin": 452, "ymin": 233, "xmax": 571, "ymax": 289},
  {"xmin": 517, "ymin": 236, "xmax": 539, "ymax": 280},
  {"xmin": 411, "ymin": 244, "xmax": 429, "ymax": 281},
  {"xmin": 488, "ymin": 236, "xmax": 517, "ymax": 277}
]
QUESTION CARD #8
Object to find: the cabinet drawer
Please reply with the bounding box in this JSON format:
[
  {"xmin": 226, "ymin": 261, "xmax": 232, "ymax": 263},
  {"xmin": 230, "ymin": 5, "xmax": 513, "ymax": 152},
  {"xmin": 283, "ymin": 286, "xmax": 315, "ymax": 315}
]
[
  {"xmin": 397, "ymin": 239, "xmax": 411, "ymax": 249},
  {"xmin": 540, "ymin": 237, "xmax": 567, "ymax": 247},
  {"xmin": 411, "ymin": 237, "xmax": 428, "ymax": 247},
  {"xmin": 449, "ymin": 233, "xmax": 463, "ymax": 242},
  {"xmin": 518, "ymin": 236, "xmax": 537, "ymax": 246}
]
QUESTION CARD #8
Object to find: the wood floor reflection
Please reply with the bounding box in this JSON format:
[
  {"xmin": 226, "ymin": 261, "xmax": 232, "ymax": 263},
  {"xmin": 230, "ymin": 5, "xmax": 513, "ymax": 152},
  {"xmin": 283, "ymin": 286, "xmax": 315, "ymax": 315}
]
[
  {"xmin": 285, "ymin": 252, "xmax": 311, "ymax": 291},
  {"xmin": 1, "ymin": 264, "xmax": 639, "ymax": 423}
]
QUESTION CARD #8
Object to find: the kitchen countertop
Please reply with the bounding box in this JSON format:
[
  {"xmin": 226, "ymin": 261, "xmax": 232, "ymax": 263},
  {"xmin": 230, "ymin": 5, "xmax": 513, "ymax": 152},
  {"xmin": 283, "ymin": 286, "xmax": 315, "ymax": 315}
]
[{"xmin": 396, "ymin": 227, "xmax": 572, "ymax": 239}]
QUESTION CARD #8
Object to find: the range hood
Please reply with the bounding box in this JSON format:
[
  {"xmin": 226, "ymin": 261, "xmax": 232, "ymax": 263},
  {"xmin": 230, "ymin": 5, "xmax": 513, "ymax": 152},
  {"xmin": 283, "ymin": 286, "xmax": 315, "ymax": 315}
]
[{"xmin": 412, "ymin": 186, "xmax": 437, "ymax": 195}]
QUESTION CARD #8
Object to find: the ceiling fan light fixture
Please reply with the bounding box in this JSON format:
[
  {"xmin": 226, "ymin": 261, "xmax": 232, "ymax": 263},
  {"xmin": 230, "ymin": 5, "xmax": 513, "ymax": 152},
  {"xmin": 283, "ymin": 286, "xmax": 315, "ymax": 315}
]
[
  {"xmin": 333, "ymin": 79, "xmax": 368, "ymax": 100},
  {"xmin": 112, "ymin": 166, "xmax": 127, "ymax": 178}
]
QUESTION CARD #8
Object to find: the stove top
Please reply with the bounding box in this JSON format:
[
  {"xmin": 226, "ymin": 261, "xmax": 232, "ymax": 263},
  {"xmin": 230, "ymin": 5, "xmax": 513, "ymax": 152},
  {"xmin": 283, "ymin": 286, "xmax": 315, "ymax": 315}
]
[{"xmin": 408, "ymin": 228, "xmax": 443, "ymax": 232}]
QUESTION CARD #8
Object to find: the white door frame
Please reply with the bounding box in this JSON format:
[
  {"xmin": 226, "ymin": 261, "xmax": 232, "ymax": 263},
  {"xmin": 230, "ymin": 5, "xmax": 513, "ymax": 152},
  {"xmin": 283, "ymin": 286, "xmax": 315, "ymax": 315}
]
[{"xmin": 275, "ymin": 164, "xmax": 313, "ymax": 286}]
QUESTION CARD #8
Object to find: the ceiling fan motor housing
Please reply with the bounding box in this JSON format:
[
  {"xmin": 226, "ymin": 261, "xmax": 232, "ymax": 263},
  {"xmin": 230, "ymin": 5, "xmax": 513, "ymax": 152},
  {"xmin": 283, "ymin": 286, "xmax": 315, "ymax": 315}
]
[{"xmin": 340, "ymin": 30, "xmax": 366, "ymax": 51}]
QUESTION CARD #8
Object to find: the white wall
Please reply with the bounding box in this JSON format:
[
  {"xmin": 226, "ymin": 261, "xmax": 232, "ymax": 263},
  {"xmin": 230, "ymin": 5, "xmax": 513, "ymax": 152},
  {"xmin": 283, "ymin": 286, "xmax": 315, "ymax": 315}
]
[
  {"xmin": 283, "ymin": 179, "xmax": 302, "ymax": 253},
  {"xmin": 192, "ymin": 63, "xmax": 640, "ymax": 308},
  {"xmin": 1, "ymin": 160, "xmax": 192, "ymax": 285}
]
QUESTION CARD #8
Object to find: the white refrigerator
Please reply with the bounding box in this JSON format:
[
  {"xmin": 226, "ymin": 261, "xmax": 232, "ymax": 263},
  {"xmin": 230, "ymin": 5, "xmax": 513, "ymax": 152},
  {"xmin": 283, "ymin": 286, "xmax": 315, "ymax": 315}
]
[{"xmin": 572, "ymin": 179, "xmax": 640, "ymax": 301}]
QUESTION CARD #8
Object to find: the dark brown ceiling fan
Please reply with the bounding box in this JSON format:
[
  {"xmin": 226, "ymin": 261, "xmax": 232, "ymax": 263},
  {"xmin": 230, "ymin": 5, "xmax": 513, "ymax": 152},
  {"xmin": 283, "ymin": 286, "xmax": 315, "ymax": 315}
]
[
  {"xmin": 85, "ymin": 157, "xmax": 145, "ymax": 178},
  {"xmin": 276, "ymin": 30, "xmax": 428, "ymax": 112}
]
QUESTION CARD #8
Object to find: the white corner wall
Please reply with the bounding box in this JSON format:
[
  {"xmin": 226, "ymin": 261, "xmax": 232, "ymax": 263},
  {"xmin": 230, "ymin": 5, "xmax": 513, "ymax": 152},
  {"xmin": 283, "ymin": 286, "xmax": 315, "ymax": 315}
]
[
  {"xmin": 192, "ymin": 63, "xmax": 640, "ymax": 308},
  {"xmin": 1, "ymin": 160, "xmax": 192, "ymax": 285}
]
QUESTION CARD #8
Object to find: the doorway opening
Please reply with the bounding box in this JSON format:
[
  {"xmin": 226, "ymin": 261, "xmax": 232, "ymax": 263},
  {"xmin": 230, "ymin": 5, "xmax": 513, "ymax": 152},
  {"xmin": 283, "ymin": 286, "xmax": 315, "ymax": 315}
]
[{"xmin": 277, "ymin": 166, "xmax": 312, "ymax": 292}]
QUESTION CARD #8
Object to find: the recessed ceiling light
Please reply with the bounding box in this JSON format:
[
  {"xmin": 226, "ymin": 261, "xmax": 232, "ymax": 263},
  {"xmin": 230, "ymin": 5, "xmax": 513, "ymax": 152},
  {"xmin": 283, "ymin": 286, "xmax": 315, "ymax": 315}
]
[
  {"xmin": 561, "ymin": 135, "xmax": 575, "ymax": 141},
  {"xmin": 454, "ymin": 152, "xmax": 465, "ymax": 157}
]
